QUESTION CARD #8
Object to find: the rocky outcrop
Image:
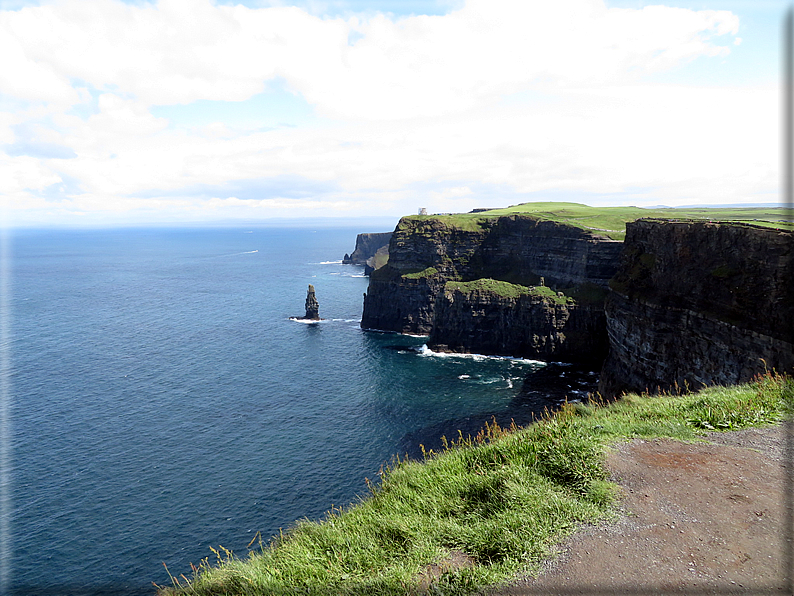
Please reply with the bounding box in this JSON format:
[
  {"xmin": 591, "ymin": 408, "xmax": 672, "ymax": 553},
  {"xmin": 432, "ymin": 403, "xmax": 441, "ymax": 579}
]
[
  {"xmin": 304, "ymin": 284, "xmax": 320, "ymax": 320},
  {"xmin": 362, "ymin": 219, "xmax": 491, "ymax": 333},
  {"xmin": 599, "ymin": 219, "xmax": 794, "ymax": 397},
  {"xmin": 361, "ymin": 214, "xmax": 622, "ymax": 339},
  {"xmin": 361, "ymin": 265, "xmax": 446, "ymax": 335},
  {"xmin": 361, "ymin": 215, "xmax": 620, "ymax": 366},
  {"xmin": 363, "ymin": 246, "xmax": 389, "ymax": 276},
  {"xmin": 428, "ymin": 281, "xmax": 608, "ymax": 365},
  {"xmin": 343, "ymin": 232, "xmax": 392, "ymax": 267}
]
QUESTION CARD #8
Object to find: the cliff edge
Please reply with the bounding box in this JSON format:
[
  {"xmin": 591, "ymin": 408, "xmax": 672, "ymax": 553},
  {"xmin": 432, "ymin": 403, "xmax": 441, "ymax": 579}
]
[
  {"xmin": 343, "ymin": 232, "xmax": 392, "ymax": 274},
  {"xmin": 599, "ymin": 219, "xmax": 794, "ymax": 396},
  {"xmin": 429, "ymin": 280, "xmax": 607, "ymax": 366},
  {"xmin": 361, "ymin": 214, "xmax": 621, "ymax": 364}
]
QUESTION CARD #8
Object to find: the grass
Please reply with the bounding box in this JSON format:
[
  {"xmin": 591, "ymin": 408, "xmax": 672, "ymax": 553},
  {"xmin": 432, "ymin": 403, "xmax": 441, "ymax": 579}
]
[
  {"xmin": 404, "ymin": 202, "xmax": 794, "ymax": 240},
  {"xmin": 158, "ymin": 372, "xmax": 790, "ymax": 596},
  {"xmin": 445, "ymin": 279, "xmax": 573, "ymax": 305},
  {"xmin": 369, "ymin": 247, "xmax": 389, "ymax": 271},
  {"xmin": 402, "ymin": 266, "xmax": 439, "ymax": 279}
]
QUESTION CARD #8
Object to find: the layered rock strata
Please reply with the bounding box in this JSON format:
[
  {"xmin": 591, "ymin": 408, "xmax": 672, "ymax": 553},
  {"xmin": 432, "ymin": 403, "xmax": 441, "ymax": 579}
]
[
  {"xmin": 343, "ymin": 232, "xmax": 392, "ymax": 267},
  {"xmin": 360, "ymin": 213, "xmax": 793, "ymax": 397},
  {"xmin": 599, "ymin": 219, "xmax": 794, "ymax": 396},
  {"xmin": 361, "ymin": 215, "xmax": 621, "ymax": 363},
  {"xmin": 429, "ymin": 280, "xmax": 608, "ymax": 366}
]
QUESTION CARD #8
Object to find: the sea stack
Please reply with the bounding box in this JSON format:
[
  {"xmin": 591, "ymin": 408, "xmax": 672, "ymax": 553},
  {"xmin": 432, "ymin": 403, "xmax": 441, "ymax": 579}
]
[{"xmin": 304, "ymin": 284, "xmax": 320, "ymax": 320}]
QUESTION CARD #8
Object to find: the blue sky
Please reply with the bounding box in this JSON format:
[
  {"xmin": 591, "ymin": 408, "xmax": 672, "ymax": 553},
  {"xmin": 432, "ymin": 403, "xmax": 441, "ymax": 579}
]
[{"xmin": 0, "ymin": 0, "xmax": 788, "ymax": 226}]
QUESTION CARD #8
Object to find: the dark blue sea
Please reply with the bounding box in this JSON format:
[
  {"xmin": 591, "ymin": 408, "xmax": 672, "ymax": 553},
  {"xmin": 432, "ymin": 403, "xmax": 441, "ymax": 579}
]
[{"xmin": 5, "ymin": 226, "xmax": 597, "ymax": 595}]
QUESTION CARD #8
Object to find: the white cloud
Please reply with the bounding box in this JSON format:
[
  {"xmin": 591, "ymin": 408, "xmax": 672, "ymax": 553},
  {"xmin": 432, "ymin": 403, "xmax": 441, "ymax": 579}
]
[
  {"xmin": 203, "ymin": 196, "xmax": 356, "ymax": 211},
  {"xmin": 291, "ymin": 1, "xmax": 742, "ymax": 120},
  {"xmin": 0, "ymin": 0, "xmax": 772, "ymax": 226},
  {"xmin": 0, "ymin": 155, "xmax": 63, "ymax": 193},
  {"xmin": 1, "ymin": 0, "xmax": 741, "ymax": 115}
]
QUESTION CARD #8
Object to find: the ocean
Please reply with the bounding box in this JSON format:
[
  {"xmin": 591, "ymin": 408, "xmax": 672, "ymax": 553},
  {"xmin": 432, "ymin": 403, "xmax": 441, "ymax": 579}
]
[{"xmin": 5, "ymin": 226, "xmax": 595, "ymax": 595}]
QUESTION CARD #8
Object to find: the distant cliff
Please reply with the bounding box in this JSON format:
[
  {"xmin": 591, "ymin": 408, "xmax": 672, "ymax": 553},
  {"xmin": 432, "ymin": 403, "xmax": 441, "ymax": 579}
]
[
  {"xmin": 359, "ymin": 210, "xmax": 793, "ymax": 397},
  {"xmin": 361, "ymin": 214, "xmax": 621, "ymax": 364},
  {"xmin": 429, "ymin": 279, "xmax": 608, "ymax": 366},
  {"xmin": 599, "ymin": 219, "xmax": 794, "ymax": 396},
  {"xmin": 343, "ymin": 232, "xmax": 392, "ymax": 274}
]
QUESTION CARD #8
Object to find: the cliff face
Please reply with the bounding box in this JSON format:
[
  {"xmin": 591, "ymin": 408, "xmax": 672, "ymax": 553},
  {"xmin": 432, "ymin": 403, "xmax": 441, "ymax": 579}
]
[
  {"xmin": 360, "ymin": 266, "xmax": 447, "ymax": 335},
  {"xmin": 474, "ymin": 216, "xmax": 623, "ymax": 288},
  {"xmin": 429, "ymin": 283, "xmax": 608, "ymax": 365},
  {"xmin": 599, "ymin": 219, "xmax": 794, "ymax": 396},
  {"xmin": 360, "ymin": 212, "xmax": 793, "ymax": 395},
  {"xmin": 376, "ymin": 216, "xmax": 622, "ymax": 289},
  {"xmin": 361, "ymin": 215, "xmax": 621, "ymax": 362},
  {"xmin": 361, "ymin": 218, "xmax": 490, "ymax": 333},
  {"xmin": 343, "ymin": 232, "xmax": 392, "ymax": 266}
]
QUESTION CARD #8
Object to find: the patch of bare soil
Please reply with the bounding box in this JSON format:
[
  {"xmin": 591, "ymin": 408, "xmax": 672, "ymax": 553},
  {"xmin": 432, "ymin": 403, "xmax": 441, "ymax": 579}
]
[
  {"xmin": 491, "ymin": 425, "xmax": 792, "ymax": 595},
  {"xmin": 418, "ymin": 550, "xmax": 476, "ymax": 593}
]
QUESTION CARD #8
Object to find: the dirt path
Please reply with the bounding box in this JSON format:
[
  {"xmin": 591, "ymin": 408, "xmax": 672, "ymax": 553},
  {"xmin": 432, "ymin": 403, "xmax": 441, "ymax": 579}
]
[{"xmin": 491, "ymin": 425, "xmax": 792, "ymax": 595}]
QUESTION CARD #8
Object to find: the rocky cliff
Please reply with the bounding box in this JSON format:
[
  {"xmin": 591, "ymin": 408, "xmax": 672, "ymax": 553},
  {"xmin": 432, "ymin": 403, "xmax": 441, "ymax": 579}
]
[
  {"xmin": 599, "ymin": 219, "xmax": 794, "ymax": 396},
  {"xmin": 343, "ymin": 232, "xmax": 392, "ymax": 269},
  {"xmin": 361, "ymin": 214, "xmax": 621, "ymax": 363},
  {"xmin": 429, "ymin": 280, "xmax": 608, "ymax": 365},
  {"xmin": 360, "ymin": 211, "xmax": 793, "ymax": 397}
]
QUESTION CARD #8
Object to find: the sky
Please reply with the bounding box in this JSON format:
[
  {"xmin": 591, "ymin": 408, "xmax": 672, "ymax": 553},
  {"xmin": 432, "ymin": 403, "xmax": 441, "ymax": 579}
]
[{"xmin": 0, "ymin": 0, "xmax": 790, "ymax": 226}]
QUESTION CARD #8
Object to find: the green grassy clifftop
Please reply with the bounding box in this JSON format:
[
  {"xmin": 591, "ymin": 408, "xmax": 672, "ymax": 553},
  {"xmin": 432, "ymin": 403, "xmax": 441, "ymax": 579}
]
[
  {"xmin": 159, "ymin": 373, "xmax": 790, "ymax": 596},
  {"xmin": 406, "ymin": 202, "xmax": 793, "ymax": 241}
]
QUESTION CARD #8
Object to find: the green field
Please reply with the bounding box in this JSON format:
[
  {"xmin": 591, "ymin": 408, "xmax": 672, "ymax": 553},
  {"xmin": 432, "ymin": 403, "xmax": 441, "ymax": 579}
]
[
  {"xmin": 158, "ymin": 373, "xmax": 790, "ymax": 596},
  {"xmin": 406, "ymin": 202, "xmax": 793, "ymax": 240}
]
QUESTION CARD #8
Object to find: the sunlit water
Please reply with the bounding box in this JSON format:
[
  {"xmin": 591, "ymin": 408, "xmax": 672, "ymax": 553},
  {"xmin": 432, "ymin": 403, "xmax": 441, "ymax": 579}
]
[{"xmin": 7, "ymin": 227, "xmax": 595, "ymax": 595}]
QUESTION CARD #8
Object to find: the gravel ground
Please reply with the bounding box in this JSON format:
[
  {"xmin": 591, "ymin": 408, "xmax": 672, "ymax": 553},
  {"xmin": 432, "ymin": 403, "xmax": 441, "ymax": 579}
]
[{"xmin": 490, "ymin": 424, "xmax": 792, "ymax": 595}]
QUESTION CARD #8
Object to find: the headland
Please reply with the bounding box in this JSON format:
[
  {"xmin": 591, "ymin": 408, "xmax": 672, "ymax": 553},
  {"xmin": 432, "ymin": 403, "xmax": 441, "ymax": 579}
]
[{"xmin": 360, "ymin": 202, "xmax": 793, "ymax": 397}]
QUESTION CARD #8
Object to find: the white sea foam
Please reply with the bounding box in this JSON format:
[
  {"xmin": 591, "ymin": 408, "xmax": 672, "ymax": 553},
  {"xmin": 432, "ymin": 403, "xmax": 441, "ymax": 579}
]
[
  {"xmin": 416, "ymin": 344, "xmax": 544, "ymax": 364},
  {"xmin": 458, "ymin": 371, "xmax": 515, "ymax": 387},
  {"xmin": 289, "ymin": 317, "xmax": 326, "ymax": 324},
  {"xmin": 319, "ymin": 260, "xmax": 343, "ymax": 265}
]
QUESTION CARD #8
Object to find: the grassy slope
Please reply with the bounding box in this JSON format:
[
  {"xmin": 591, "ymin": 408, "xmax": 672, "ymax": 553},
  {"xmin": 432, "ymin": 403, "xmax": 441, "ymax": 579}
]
[
  {"xmin": 408, "ymin": 202, "xmax": 793, "ymax": 240},
  {"xmin": 401, "ymin": 266, "xmax": 438, "ymax": 279},
  {"xmin": 158, "ymin": 373, "xmax": 789, "ymax": 596},
  {"xmin": 445, "ymin": 279, "xmax": 572, "ymax": 304}
]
